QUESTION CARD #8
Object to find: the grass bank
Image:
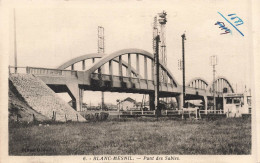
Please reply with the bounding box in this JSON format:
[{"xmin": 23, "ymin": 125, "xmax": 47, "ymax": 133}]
[{"xmin": 9, "ymin": 117, "xmax": 251, "ymax": 155}]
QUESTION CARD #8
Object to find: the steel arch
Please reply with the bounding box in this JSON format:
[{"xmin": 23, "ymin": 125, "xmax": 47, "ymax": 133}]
[
  {"xmin": 208, "ymin": 76, "xmax": 234, "ymax": 93},
  {"xmin": 57, "ymin": 53, "xmax": 141, "ymax": 78},
  {"xmin": 86, "ymin": 48, "xmax": 179, "ymax": 87},
  {"xmin": 187, "ymin": 77, "xmax": 209, "ymax": 89}
]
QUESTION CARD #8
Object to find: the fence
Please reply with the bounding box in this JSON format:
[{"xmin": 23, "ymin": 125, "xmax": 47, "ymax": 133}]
[
  {"xmin": 78, "ymin": 109, "xmax": 201, "ymax": 119},
  {"xmin": 199, "ymin": 109, "xmax": 225, "ymax": 115}
]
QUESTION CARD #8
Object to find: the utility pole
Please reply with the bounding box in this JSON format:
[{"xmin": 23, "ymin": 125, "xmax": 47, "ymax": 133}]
[
  {"xmin": 181, "ymin": 33, "xmax": 186, "ymax": 108},
  {"xmin": 158, "ymin": 11, "xmax": 167, "ymax": 82},
  {"xmin": 14, "ymin": 9, "xmax": 17, "ymax": 73},
  {"xmin": 158, "ymin": 11, "xmax": 168, "ymax": 104},
  {"xmin": 98, "ymin": 26, "xmax": 105, "ymax": 110},
  {"xmin": 210, "ymin": 55, "xmax": 218, "ymax": 113},
  {"xmin": 154, "ymin": 35, "xmax": 160, "ymax": 118}
]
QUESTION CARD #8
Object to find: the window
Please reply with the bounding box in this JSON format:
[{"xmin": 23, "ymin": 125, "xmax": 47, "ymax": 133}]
[
  {"xmin": 233, "ymin": 98, "xmax": 241, "ymax": 104},
  {"xmin": 226, "ymin": 98, "xmax": 232, "ymax": 104},
  {"xmin": 247, "ymin": 97, "xmax": 251, "ymax": 105}
]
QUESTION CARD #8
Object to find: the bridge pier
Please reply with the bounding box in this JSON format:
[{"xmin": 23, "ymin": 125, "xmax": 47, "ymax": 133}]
[
  {"xmin": 66, "ymin": 82, "xmax": 83, "ymax": 111},
  {"xmin": 216, "ymin": 97, "xmax": 223, "ymax": 110},
  {"xmin": 203, "ymin": 96, "xmax": 208, "ymax": 114},
  {"xmin": 149, "ymin": 93, "xmax": 155, "ymax": 110},
  {"xmin": 176, "ymin": 93, "xmax": 183, "ymax": 110}
]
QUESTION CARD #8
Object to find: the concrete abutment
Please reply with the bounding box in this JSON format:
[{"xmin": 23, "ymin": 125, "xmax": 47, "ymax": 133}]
[{"xmin": 66, "ymin": 82, "xmax": 84, "ymax": 111}]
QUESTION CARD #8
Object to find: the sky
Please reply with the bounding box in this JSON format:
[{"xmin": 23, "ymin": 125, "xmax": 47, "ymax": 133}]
[{"xmin": 7, "ymin": 0, "xmax": 253, "ymax": 104}]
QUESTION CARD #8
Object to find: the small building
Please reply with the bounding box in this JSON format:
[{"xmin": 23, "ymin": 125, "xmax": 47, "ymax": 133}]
[
  {"xmin": 119, "ymin": 97, "xmax": 137, "ymax": 111},
  {"xmin": 223, "ymin": 92, "xmax": 252, "ymax": 117}
]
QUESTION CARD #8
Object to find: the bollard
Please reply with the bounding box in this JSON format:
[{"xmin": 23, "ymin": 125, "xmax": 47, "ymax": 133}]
[
  {"xmin": 76, "ymin": 114, "xmax": 78, "ymax": 122},
  {"xmin": 52, "ymin": 111, "xmax": 55, "ymax": 121},
  {"xmin": 26, "ymin": 67, "xmax": 29, "ymax": 74}
]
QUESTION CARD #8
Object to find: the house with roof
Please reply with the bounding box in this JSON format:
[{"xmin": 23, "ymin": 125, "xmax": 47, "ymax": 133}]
[{"xmin": 119, "ymin": 97, "xmax": 137, "ymax": 111}]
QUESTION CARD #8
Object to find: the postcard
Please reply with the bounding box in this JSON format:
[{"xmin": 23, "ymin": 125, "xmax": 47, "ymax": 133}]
[{"xmin": 0, "ymin": 0, "xmax": 259, "ymax": 162}]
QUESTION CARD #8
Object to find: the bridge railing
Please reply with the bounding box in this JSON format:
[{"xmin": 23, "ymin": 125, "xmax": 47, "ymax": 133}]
[
  {"xmin": 9, "ymin": 66, "xmax": 28, "ymax": 74},
  {"xmin": 9, "ymin": 66, "xmax": 79, "ymax": 77},
  {"xmin": 91, "ymin": 73, "xmax": 160, "ymax": 85},
  {"xmin": 26, "ymin": 66, "xmax": 78, "ymax": 77},
  {"xmin": 27, "ymin": 67, "xmax": 63, "ymax": 76},
  {"xmin": 185, "ymin": 86, "xmax": 207, "ymax": 91}
]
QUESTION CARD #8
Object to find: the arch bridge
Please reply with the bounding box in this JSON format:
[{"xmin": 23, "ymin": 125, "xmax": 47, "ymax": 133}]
[{"xmin": 26, "ymin": 48, "xmax": 234, "ymax": 111}]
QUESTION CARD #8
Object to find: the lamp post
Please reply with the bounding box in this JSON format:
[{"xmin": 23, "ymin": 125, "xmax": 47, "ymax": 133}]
[
  {"xmin": 181, "ymin": 33, "xmax": 186, "ymax": 108},
  {"xmin": 210, "ymin": 55, "xmax": 218, "ymax": 113},
  {"xmin": 14, "ymin": 9, "xmax": 17, "ymax": 73},
  {"xmin": 154, "ymin": 35, "xmax": 160, "ymax": 118}
]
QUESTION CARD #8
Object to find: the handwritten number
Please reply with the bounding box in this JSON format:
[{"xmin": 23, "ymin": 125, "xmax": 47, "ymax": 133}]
[
  {"xmin": 228, "ymin": 14, "xmax": 236, "ymax": 16},
  {"xmin": 228, "ymin": 13, "xmax": 244, "ymax": 26},
  {"xmin": 215, "ymin": 21, "xmax": 232, "ymax": 35},
  {"xmin": 218, "ymin": 12, "xmax": 244, "ymax": 36},
  {"xmin": 234, "ymin": 18, "xmax": 244, "ymax": 26}
]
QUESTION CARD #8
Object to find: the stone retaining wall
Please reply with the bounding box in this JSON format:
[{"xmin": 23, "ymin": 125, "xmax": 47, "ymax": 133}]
[{"xmin": 9, "ymin": 74, "xmax": 86, "ymax": 122}]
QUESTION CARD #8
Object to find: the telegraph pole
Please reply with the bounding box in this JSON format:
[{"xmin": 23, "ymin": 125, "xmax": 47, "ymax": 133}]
[
  {"xmin": 14, "ymin": 9, "xmax": 17, "ymax": 73},
  {"xmin": 210, "ymin": 55, "xmax": 218, "ymax": 113},
  {"xmin": 154, "ymin": 35, "xmax": 160, "ymax": 118},
  {"xmin": 181, "ymin": 33, "xmax": 186, "ymax": 108},
  {"xmin": 98, "ymin": 26, "xmax": 105, "ymax": 110},
  {"xmin": 158, "ymin": 11, "xmax": 168, "ymax": 104},
  {"xmin": 158, "ymin": 11, "xmax": 167, "ymax": 82}
]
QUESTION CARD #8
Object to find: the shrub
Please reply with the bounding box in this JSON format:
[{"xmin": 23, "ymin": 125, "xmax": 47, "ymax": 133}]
[
  {"xmin": 84, "ymin": 112, "xmax": 109, "ymax": 121},
  {"xmin": 99, "ymin": 112, "xmax": 109, "ymax": 121}
]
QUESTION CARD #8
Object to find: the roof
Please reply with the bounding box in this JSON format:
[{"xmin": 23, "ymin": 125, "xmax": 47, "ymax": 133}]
[{"xmin": 122, "ymin": 97, "xmax": 136, "ymax": 103}]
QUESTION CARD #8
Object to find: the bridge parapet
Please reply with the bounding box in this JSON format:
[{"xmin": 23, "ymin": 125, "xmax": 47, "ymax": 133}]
[
  {"xmin": 90, "ymin": 72, "xmax": 180, "ymax": 94},
  {"xmin": 26, "ymin": 67, "xmax": 78, "ymax": 77},
  {"xmin": 9, "ymin": 66, "xmax": 79, "ymax": 78}
]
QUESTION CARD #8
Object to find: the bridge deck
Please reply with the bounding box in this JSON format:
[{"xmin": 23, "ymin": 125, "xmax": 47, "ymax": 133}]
[{"xmin": 21, "ymin": 66, "xmax": 224, "ymax": 98}]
